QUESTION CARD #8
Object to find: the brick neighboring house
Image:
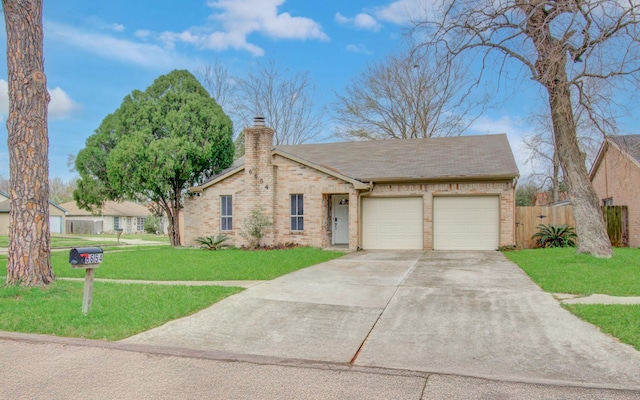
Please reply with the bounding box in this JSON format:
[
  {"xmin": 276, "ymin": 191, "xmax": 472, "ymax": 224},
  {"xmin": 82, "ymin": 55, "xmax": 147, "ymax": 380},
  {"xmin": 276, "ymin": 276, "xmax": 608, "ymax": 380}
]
[
  {"xmin": 184, "ymin": 118, "xmax": 519, "ymax": 250},
  {"xmin": 590, "ymin": 135, "xmax": 640, "ymax": 248},
  {"xmin": 60, "ymin": 200, "xmax": 150, "ymax": 235}
]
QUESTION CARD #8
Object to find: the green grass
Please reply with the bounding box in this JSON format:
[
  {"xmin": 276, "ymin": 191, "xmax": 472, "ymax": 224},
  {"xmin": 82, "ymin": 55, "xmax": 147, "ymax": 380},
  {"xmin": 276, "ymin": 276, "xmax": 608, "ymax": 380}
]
[
  {"xmin": 503, "ymin": 247, "xmax": 640, "ymax": 296},
  {"xmin": 58, "ymin": 247, "xmax": 342, "ymax": 281},
  {"xmin": 504, "ymin": 247, "xmax": 640, "ymax": 352},
  {"xmin": 563, "ymin": 304, "xmax": 640, "ymax": 351},
  {"xmin": 0, "ymin": 247, "xmax": 344, "ymax": 281},
  {"xmin": 0, "ymin": 235, "xmax": 168, "ymax": 249},
  {"xmin": 0, "ymin": 280, "xmax": 242, "ymax": 340}
]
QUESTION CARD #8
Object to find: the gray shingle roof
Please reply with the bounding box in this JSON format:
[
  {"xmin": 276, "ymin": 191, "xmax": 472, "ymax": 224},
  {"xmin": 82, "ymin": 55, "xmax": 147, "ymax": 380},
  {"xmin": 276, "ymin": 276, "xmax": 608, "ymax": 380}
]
[
  {"xmin": 60, "ymin": 200, "xmax": 149, "ymax": 217},
  {"xmin": 609, "ymin": 135, "xmax": 640, "ymax": 163},
  {"xmin": 200, "ymin": 134, "xmax": 519, "ymax": 187},
  {"xmin": 275, "ymin": 134, "xmax": 519, "ymax": 182}
]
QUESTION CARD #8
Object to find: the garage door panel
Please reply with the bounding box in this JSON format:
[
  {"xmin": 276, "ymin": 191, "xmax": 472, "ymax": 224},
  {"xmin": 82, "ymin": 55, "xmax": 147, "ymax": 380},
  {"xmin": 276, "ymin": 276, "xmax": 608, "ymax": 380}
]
[
  {"xmin": 433, "ymin": 196, "xmax": 499, "ymax": 251},
  {"xmin": 362, "ymin": 197, "xmax": 423, "ymax": 250}
]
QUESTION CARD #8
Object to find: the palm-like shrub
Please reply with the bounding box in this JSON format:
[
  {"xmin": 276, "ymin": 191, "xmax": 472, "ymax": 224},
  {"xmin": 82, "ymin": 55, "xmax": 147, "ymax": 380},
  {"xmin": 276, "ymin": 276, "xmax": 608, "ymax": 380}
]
[
  {"xmin": 532, "ymin": 224, "xmax": 577, "ymax": 248},
  {"xmin": 196, "ymin": 234, "xmax": 229, "ymax": 250}
]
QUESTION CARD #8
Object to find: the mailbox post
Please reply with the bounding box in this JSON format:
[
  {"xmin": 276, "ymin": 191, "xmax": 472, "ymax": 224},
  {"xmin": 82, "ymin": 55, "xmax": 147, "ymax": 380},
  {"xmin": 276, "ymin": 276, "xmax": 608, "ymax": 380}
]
[{"xmin": 69, "ymin": 247, "xmax": 103, "ymax": 314}]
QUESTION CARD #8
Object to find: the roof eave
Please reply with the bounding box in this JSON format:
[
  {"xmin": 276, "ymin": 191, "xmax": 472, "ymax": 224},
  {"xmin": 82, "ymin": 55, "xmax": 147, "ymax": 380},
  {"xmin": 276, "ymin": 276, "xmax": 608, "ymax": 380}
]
[
  {"xmin": 273, "ymin": 149, "xmax": 370, "ymax": 190},
  {"xmin": 190, "ymin": 166, "xmax": 245, "ymax": 192},
  {"xmin": 364, "ymin": 174, "xmax": 519, "ymax": 184}
]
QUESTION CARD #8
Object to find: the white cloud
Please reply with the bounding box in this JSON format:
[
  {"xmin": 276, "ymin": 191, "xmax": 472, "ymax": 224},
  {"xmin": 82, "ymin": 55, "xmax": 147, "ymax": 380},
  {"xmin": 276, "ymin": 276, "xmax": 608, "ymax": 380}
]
[
  {"xmin": 374, "ymin": 0, "xmax": 432, "ymax": 25},
  {"xmin": 135, "ymin": 29, "xmax": 151, "ymax": 39},
  {"xmin": 48, "ymin": 87, "xmax": 79, "ymax": 118},
  {"xmin": 335, "ymin": 12, "xmax": 381, "ymax": 31},
  {"xmin": 111, "ymin": 23, "xmax": 125, "ymax": 32},
  {"xmin": 156, "ymin": 0, "xmax": 329, "ymax": 56},
  {"xmin": 46, "ymin": 22, "xmax": 187, "ymax": 69},
  {"xmin": 345, "ymin": 44, "xmax": 373, "ymax": 54},
  {"xmin": 0, "ymin": 79, "xmax": 79, "ymax": 119}
]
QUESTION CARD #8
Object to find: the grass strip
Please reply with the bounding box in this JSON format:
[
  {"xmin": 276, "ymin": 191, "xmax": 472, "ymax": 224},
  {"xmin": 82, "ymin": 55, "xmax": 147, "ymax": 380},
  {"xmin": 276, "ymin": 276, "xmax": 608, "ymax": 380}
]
[
  {"xmin": 0, "ymin": 281, "xmax": 242, "ymax": 340},
  {"xmin": 0, "ymin": 247, "xmax": 344, "ymax": 281},
  {"xmin": 563, "ymin": 304, "xmax": 640, "ymax": 351},
  {"xmin": 503, "ymin": 248, "xmax": 640, "ymax": 296}
]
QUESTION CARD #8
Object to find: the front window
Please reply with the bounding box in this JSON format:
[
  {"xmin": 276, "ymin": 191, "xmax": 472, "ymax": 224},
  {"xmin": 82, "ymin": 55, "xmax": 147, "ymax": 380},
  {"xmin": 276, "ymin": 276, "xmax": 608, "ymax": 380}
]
[
  {"xmin": 137, "ymin": 217, "xmax": 145, "ymax": 231},
  {"xmin": 113, "ymin": 216, "xmax": 120, "ymax": 230},
  {"xmin": 602, "ymin": 197, "xmax": 613, "ymax": 206},
  {"xmin": 290, "ymin": 194, "xmax": 304, "ymax": 231},
  {"xmin": 221, "ymin": 195, "xmax": 232, "ymax": 231}
]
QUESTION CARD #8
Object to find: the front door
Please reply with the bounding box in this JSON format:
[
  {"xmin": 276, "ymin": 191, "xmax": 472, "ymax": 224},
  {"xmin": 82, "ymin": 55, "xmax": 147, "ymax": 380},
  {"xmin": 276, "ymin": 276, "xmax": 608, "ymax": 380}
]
[{"xmin": 332, "ymin": 195, "xmax": 349, "ymax": 245}]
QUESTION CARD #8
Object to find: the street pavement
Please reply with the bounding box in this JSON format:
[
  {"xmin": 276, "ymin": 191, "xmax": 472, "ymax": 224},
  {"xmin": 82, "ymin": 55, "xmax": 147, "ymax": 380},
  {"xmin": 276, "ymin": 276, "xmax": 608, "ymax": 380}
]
[{"xmin": 2, "ymin": 250, "xmax": 640, "ymax": 399}]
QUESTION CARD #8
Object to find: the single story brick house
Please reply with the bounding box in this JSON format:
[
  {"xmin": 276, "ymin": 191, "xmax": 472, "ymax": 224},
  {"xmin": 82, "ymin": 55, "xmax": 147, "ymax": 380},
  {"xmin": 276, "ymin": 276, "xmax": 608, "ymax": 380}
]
[
  {"xmin": 184, "ymin": 118, "xmax": 519, "ymax": 250},
  {"xmin": 590, "ymin": 134, "xmax": 640, "ymax": 248}
]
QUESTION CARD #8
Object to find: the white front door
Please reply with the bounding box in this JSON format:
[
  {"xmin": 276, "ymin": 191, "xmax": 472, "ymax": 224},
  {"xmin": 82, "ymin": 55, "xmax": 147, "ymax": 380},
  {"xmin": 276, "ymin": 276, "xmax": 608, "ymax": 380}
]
[{"xmin": 332, "ymin": 195, "xmax": 349, "ymax": 245}]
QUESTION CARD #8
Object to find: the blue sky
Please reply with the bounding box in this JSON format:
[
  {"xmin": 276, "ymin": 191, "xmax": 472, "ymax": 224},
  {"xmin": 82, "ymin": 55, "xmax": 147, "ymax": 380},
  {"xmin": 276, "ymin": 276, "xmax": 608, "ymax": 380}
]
[{"xmin": 0, "ymin": 0, "xmax": 566, "ymax": 181}]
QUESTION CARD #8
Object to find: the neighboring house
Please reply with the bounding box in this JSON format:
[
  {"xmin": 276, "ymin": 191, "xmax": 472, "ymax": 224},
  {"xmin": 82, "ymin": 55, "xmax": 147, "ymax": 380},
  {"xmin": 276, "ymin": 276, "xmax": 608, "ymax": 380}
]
[
  {"xmin": 0, "ymin": 197, "xmax": 68, "ymax": 235},
  {"xmin": 590, "ymin": 135, "xmax": 640, "ymax": 248},
  {"xmin": 184, "ymin": 118, "xmax": 519, "ymax": 251},
  {"xmin": 532, "ymin": 191, "xmax": 570, "ymax": 206},
  {"xmin": 60, "ymin": 200, "xmax": 150, "ymax": 235}
]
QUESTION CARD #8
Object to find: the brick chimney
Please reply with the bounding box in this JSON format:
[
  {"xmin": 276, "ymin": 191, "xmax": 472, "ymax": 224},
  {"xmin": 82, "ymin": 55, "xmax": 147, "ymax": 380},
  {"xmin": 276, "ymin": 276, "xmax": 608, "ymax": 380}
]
[{"xmin": 243, "ymin": 117, "xmax": 275, "ymax": 242}]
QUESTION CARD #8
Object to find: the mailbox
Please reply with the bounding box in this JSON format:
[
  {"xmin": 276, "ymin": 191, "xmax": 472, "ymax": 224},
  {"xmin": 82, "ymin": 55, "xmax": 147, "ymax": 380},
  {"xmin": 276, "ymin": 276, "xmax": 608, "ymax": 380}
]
[{"xmin": 69, "ymin": 247, "xmax": 103, "ymax": 266}]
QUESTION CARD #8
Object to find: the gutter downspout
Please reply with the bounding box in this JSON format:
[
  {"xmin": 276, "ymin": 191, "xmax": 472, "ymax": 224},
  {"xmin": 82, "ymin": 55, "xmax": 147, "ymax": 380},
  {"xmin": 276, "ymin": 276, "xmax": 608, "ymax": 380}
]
[{"xmin": 357, "ymin": 182, "xmax": 375, "ymax": 250}]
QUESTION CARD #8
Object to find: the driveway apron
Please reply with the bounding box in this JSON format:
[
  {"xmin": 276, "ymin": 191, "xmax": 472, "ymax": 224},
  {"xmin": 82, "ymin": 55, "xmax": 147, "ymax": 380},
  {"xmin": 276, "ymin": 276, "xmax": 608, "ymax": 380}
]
[{"xmin": 123, "ymin": 250, "xmax": 640, "ymax": 389}]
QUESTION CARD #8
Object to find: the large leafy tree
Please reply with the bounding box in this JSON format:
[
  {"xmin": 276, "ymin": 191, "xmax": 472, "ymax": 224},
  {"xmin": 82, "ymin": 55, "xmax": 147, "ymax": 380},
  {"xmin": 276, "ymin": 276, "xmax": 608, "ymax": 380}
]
[
  {"xmin": 417, "ymin": 0, "xmax": 640, "ymax": 257},
  {"xmin": 74, "ymin": 70, "xmax": 234, "ymax": 246},
  {"xmin": 3, "ymin": 0, "xmax": 54, "ymax": 286}
]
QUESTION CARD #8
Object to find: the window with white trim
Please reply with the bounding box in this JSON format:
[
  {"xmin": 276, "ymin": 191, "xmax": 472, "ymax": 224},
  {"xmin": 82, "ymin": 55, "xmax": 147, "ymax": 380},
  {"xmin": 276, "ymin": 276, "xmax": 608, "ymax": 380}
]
[
  {"xmin": 290, "ymin": 194, "xmax": 304, "ymax": 231},
  {"xmin": 113, "ymin": 216, "xmax": 121, "ymax": 230},
  {"xmin": 137, "ymin": 217, "xmax": 145, "ymax": 231},
  {"xmin": 221, "ymin": 195, "xmax": 232, "ymax": 231}
]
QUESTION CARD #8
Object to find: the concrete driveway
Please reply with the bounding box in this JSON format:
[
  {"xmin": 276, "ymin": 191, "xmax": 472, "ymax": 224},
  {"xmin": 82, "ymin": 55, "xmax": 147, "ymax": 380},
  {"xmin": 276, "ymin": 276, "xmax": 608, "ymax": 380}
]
[{"xmin": 123, "ymin": 250, "xmax": 640, "ymax": 389}]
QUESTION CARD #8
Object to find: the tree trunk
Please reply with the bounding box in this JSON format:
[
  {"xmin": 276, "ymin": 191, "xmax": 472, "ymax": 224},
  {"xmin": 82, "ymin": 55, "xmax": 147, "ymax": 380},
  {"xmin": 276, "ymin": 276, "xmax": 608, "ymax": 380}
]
[
  {"xmin": 544, "ymin": 58, "xmax": 612, "ymax": 257},
  {"xmin": 162, "ymin": 192, "xmax": 181, "ymax": 247},
  {"xmin": 3, "ymin": 0, "xmax": 54, "ymax": 285}
]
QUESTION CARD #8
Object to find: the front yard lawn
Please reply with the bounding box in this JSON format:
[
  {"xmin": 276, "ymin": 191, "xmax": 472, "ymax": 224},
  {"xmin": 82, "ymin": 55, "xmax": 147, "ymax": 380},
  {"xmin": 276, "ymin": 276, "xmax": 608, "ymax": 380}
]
[
  {"xmin": 503, "ymin": 247, "xmax": 640, "ymax": 296},
  {"xmin": 0, "ymin": 281, "xmax": 241, "ymax": 340},
  {"xmin": 1, "ymin": 247, "xmax": 345, "ymax": 281},
  {"xmin": 1, "ymin": 247, "xmax": 343, "ymax": 340},
  {"xmin": 504, "ymin": 247, "xmax": 640, "ymax": 351}
]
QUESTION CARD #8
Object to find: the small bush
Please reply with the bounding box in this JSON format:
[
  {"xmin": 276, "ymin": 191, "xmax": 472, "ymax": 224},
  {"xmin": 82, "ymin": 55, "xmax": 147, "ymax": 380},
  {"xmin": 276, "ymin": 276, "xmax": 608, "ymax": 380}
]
[
  {"xmin": 196, "ymin": 234, "xmax": 230, "ymax": 250},
  {"xmin": 532, "ymin": 224, "xmax": 577, "ymax": 248},
  {"xmin": 144, "ymin": 214, "xmax": 162, "ymax": 234},
  {"xmin": 239, "ymin": 208, "xmax": 272, "ymax": 249}
]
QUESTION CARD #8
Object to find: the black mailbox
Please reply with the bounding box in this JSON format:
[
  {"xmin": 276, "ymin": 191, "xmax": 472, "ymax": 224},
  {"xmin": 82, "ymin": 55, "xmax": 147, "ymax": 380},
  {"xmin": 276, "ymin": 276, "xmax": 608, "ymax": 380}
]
[{"xmin": 70, "ymin": 247, "xmax": 103, "ymax": 266}]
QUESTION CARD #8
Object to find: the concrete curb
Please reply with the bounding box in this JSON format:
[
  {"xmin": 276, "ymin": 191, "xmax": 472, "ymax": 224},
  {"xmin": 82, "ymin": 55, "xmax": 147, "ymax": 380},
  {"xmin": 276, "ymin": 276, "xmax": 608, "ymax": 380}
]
[{"xmin": 1, "ymin": 330, "xmax": 639, "ymax": 393}]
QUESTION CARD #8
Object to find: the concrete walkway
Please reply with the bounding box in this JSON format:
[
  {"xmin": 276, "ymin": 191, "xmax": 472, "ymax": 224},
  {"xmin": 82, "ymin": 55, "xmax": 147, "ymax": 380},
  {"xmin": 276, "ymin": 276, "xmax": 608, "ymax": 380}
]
[{"xmin": 122, "ymin": 250, "xmax": 640, "ymax": 390}]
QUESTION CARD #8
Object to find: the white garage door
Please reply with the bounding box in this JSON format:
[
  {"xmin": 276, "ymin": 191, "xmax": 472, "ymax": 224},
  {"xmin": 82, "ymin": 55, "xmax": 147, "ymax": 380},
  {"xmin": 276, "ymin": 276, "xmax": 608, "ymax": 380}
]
[
  {"xmin": 362, "ymin": 197, "xmax": 423, "ymax": 249},
  {"xmin": 433, "ymin": 196, "xmax": 499, "ymax": 250},
  {"xmin": 49, "ymin": 216, "xmax": 62, "ymax": 234}
]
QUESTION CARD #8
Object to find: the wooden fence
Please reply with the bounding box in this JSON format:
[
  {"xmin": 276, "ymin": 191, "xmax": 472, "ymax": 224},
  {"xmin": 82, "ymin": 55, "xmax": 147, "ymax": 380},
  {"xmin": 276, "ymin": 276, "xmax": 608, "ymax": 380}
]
[{"xmin": 516, "ymin": 205, "xmax": 628, "ymax": 248}]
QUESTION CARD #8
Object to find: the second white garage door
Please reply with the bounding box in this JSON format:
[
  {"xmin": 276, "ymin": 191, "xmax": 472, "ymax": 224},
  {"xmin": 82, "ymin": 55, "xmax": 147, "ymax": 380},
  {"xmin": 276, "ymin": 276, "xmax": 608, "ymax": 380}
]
[
  {"xmin": 362, "ymin": 197, "xmax": 423, "ymax": 250},
  {"xmin": 433, "ymin": 196, "xmax": 499, "ymax": 250}
]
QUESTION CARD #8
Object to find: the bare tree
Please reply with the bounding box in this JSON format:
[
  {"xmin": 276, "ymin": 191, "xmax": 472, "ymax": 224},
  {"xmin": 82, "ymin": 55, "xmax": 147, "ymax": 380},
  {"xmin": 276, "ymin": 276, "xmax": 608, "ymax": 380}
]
[
  {"xmin": 523, "ymin": 102, "xmax": 603, "ymax": 203},
  {"xmin": 234, "ymin": 60, "xmax": 325, "ymax": 146},
  {"xmin": 333, "ymin": 43, "xmax": 486, "ymax": 140},
  {"xmin": 196, "ymin": 61, "xmax": 236, "ymax": 111},
  {"xmin": 417, "ymin": 0, "xmax": 640, "ymax": 257},
  {"xmin": 49, "ymin": 177, "xmax": 77, "ymax": 204},
  {"xmin": 3, "ymin": 0, "xmax": 54, "ymax": 284}
]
